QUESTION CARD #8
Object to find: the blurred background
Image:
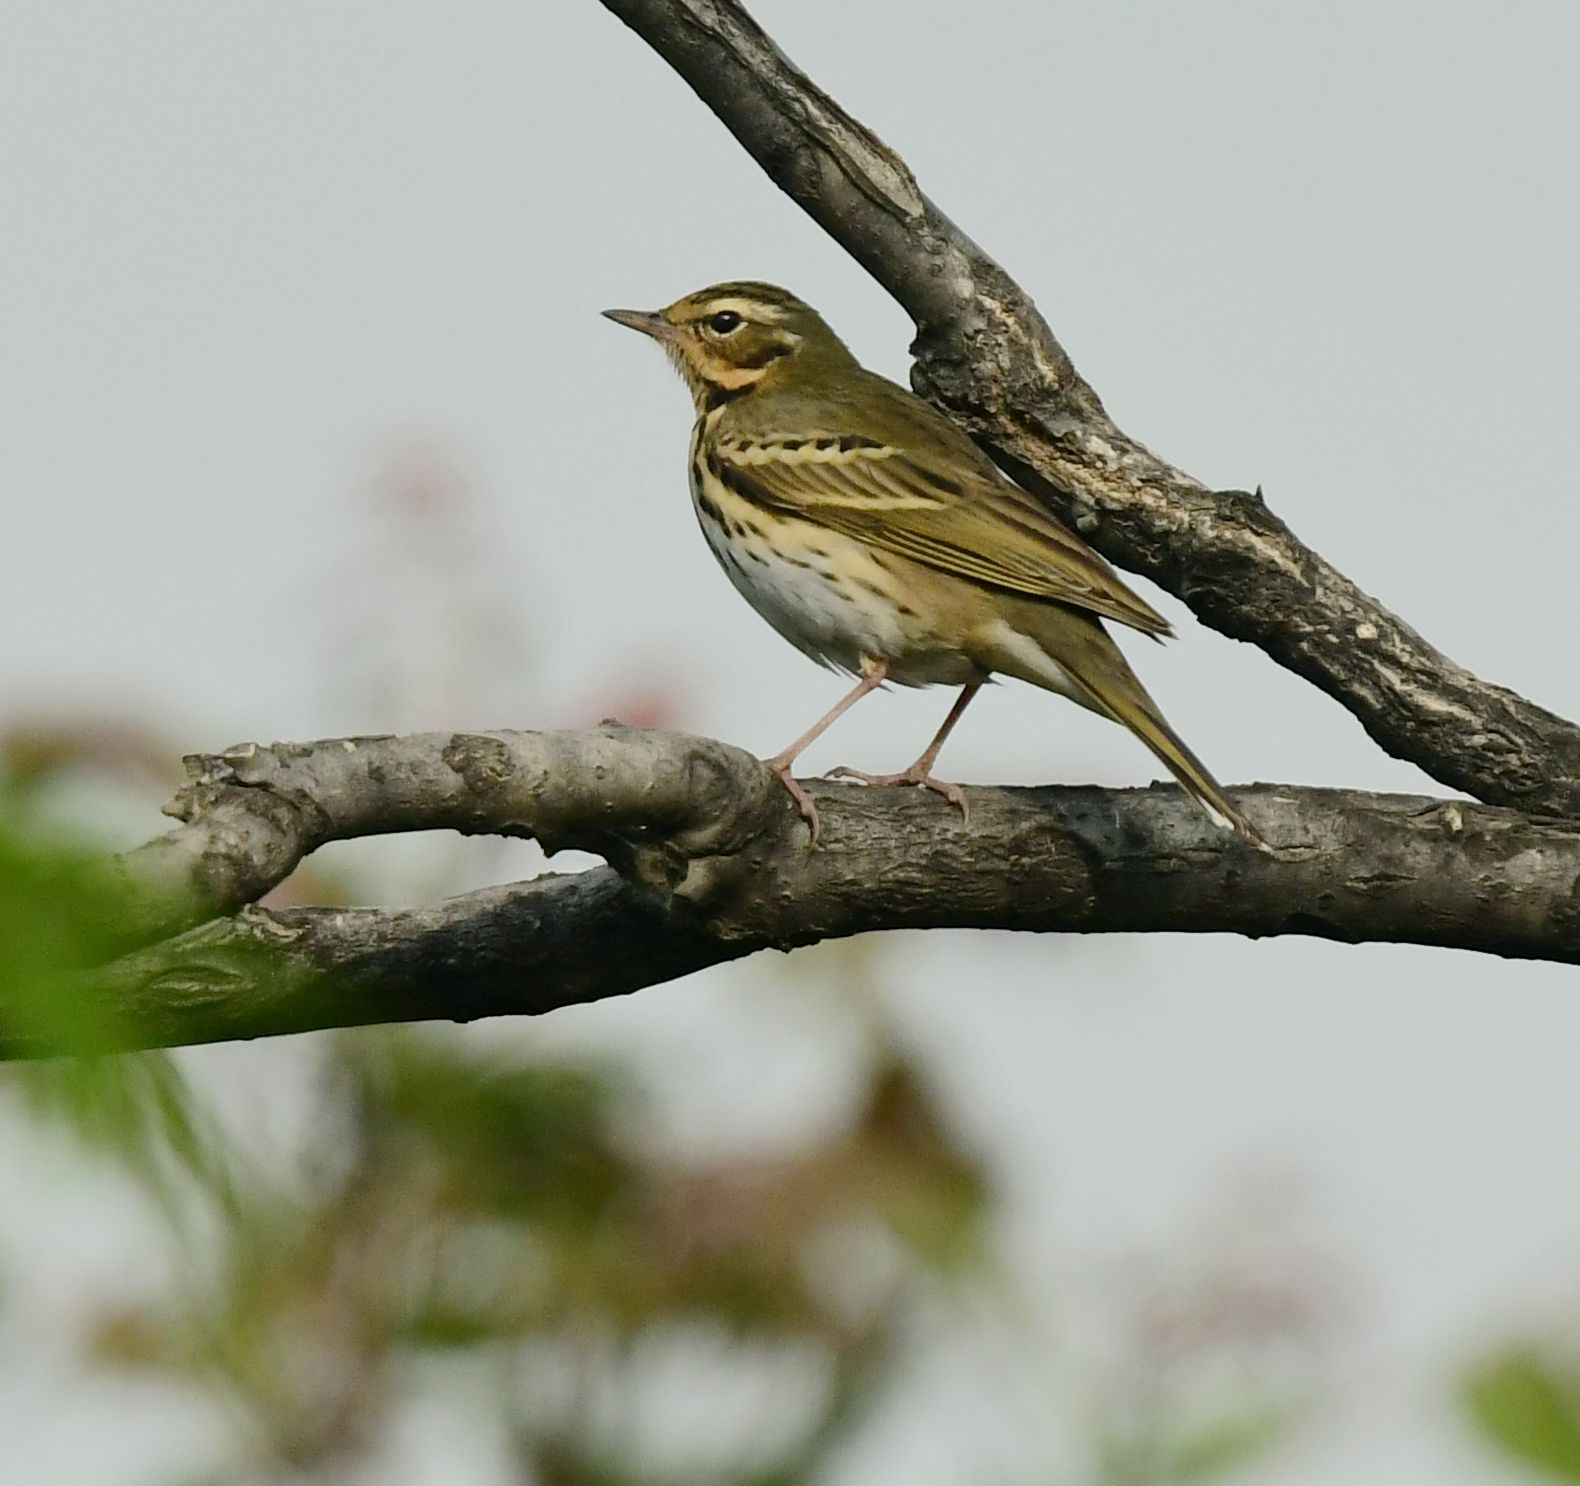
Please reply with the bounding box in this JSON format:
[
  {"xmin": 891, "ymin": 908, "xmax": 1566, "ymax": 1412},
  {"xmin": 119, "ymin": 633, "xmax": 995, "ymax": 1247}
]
[{"xmin": 4, "ymin": 2, "xmax": 1580, "ymax": 1482}]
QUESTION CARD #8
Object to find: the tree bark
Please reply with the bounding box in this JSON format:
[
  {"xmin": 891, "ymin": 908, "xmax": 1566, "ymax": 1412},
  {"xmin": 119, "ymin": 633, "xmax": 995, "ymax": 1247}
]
[{"xmin": 22, "ymin": 728, "xmax": 1580, "ymax": 1059}]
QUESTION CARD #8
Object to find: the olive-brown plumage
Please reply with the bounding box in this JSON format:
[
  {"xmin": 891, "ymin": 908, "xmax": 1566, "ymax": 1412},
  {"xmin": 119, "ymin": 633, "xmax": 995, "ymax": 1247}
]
[{"xmin": 604, "ymin": 282, "xmax": 1260, "ymax": 846}]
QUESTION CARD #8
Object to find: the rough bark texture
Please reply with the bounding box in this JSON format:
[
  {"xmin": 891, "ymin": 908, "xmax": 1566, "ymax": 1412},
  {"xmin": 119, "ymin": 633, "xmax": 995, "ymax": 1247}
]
[
  {"xmin": 598, "ymin": 0, "xmax": 1580, "ymax": 818},
  {"xmin": 22, "ymin": 728, "xmax": 1580, "ymax": 1059}
]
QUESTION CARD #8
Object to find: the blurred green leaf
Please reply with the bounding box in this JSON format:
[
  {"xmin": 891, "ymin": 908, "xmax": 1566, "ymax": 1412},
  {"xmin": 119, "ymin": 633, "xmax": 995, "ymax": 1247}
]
[
  {"xmin": 1164, "ymin": 1398, "xmax": 1291, "ymax": 1481},
  {"xmin": 1466, "ymin": 1349, "xmax": 1580, "ymax": 1481},
  {"xmin": 352, "ymin": 1031, "xmax": 630, "ymax": 1227},
  {"xmin": 9, "ymin": 1051, "xmax": 233, "ymax": 1223},
  {"xmin": 851, "ymin": 1058, "xmax": 987, "ymax": 1271},
  {"xmin": 0, "ymin": 810, "xmax": 233, "ymax": 1224},
  {"xmin": 0, "ymin": 820, "xmax": 131, "ymax": 1053}
]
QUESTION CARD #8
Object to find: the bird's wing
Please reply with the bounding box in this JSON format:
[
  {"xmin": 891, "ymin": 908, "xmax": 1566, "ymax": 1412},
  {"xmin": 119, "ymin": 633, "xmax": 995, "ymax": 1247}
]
[{"xmin": 705, "ymin": 432, "xmax": 1172, "ymax": 637}]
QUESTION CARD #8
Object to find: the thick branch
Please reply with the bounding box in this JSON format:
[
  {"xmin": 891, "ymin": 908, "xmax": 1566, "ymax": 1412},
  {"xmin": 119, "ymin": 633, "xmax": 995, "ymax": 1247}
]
[
  {"xmin": 110, "ymin": 728, "xmax": 779, "ymax": 949},
  {"xmin": 598, "ymin": 0, "xmax": 1580, "ymax": 818},
  {"xmin": 24, "ymin": 728, "xmax": 1580, "ymax": 1058}
]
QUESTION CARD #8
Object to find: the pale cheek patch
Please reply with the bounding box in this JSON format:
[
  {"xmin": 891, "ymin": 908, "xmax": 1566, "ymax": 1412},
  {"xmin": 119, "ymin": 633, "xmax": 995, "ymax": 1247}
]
[{"xmin": 707, "ymin": 364, "xmax": 770, "ymax": 389}]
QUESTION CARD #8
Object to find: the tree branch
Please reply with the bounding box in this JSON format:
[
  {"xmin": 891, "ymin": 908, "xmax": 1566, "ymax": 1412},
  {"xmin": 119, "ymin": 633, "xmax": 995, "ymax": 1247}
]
[
  {"xmin": 597, "ymin": 0, "xmax": 1580, "ymax": 818},
  {"xmin": 23, "ymin": 727, "xmax": 1580, "ymax": 1058}
]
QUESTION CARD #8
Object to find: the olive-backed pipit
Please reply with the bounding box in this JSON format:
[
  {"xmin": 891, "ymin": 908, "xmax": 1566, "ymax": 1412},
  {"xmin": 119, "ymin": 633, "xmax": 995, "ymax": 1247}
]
[{"xmin": 604, "ymin": 282, "xmax": 1261, "ymax": 847}]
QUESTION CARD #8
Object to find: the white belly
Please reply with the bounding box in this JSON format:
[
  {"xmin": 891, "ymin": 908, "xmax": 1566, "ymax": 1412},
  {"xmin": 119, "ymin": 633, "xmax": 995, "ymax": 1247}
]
[
  {"xmin": 686, "ymin": 431, "xmax": 980, "ymax": 686},
  {"xmin": 697, "ymin": 500, "xmax": 905, "ymax": 675}
]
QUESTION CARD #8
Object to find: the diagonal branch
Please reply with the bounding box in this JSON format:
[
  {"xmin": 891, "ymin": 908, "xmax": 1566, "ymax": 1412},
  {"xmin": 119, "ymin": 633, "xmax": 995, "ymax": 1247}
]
[
  {"xmin": 597, "ymin": 0, "xmax": 1580, "ymax": 818},
  {"xmin": 20, "ymin": 726, "xmax": 1580, "ymax": 1059}
]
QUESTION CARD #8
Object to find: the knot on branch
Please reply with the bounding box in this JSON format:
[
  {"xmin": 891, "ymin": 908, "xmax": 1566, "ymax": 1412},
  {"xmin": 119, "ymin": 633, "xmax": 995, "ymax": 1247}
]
[{"xmin": 509, "ymin": 724, "xmax": 794, "ymax": 913}]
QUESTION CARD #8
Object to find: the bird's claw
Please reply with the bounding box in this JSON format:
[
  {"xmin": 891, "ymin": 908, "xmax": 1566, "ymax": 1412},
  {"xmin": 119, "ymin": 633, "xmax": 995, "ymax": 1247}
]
[
  {"xmin": 771, "ymin": 761, "xmax": 822, "ymax": 846},
  {"xmin": 826, "ymin": 766, "xmax": 969, "ymax": 828}
]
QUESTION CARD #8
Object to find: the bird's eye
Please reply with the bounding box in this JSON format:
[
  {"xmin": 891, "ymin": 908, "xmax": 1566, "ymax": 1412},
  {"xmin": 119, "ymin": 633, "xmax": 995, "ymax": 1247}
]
[{"xmin": 707, "ymin": 310, "xmax": 743, "ymax": 335}]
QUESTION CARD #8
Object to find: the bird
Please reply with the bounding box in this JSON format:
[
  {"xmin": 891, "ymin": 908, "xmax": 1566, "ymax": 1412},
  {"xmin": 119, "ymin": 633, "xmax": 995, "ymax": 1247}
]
[{"xmin": 603, "ymin": 281, "xmax": 1261, "ymax": 848}]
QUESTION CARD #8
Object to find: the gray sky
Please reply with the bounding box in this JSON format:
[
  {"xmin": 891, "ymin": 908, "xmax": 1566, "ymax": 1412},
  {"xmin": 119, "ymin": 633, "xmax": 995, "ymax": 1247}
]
[{"xmin": 3, "ymin": 2, "xmax": 1579, "ymax": 1481}]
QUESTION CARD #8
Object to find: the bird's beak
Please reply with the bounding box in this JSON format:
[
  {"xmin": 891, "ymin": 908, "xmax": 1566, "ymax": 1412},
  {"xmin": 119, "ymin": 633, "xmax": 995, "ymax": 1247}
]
[{"xmin": 601, "ymin": 307, "xmax": 676, "ymax": 342}]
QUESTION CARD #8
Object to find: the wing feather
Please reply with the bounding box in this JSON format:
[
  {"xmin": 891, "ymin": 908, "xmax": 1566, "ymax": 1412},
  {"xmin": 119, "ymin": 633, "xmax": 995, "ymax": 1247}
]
[{"xmin": 708, "ymin": 436, "xmax": 1171, "ymax": 636}]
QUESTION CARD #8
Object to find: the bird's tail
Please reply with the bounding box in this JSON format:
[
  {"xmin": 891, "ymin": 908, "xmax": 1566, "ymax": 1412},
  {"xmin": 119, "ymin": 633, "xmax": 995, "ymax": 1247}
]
[
  {"xmin": 1082, "ymin": 673, "xmax": 1265, "ymax": 848},
  {"xmin": 1003, "ymin": 606, "xmax": 1265, "ymax": 848}
]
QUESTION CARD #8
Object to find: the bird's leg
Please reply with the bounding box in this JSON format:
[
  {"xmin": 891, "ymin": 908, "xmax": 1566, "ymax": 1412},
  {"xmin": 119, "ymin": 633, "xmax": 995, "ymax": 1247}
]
[
  {"xmin": 767, "ymin": 659, "xmax": 889, "ymax": 845},
  {"xmin": 828, "ymin": 682, "xmax": 982, "ymax": 827}
]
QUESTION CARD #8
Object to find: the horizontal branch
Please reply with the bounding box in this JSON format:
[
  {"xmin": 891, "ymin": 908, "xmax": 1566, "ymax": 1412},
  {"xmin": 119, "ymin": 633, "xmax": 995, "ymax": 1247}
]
[
  {"xmin": 598, "ymin": 0, "xmax": 1580, "ymax": 818},
  {"xmin": 108, "ymin": 728, "xmax": 780, "ymax": 950},
  {"xmin": 24, "ymin": 727, "xmax": 1580, "ymax": 1058}
]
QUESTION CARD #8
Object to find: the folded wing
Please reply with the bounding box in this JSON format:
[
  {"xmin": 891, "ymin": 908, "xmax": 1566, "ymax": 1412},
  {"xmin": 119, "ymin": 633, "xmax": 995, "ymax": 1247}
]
[{"xmin": 706, "ymin": 433, "xmax": 1172, "ymax": 637}]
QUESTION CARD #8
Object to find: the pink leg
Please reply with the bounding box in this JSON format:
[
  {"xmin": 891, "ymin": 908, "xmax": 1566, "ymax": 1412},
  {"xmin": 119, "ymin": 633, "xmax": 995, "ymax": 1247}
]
[
  {"xmin": 768, "ymin": 659, "xmax": 889, "ymax": 845},
  {"xmin": 829, "ymin": 682, "xmax": 981, "ymax": 826}
]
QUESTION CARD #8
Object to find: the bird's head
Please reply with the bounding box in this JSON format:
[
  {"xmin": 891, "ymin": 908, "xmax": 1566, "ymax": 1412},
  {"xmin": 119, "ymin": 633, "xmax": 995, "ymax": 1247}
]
[{"xmin": 603, "ymin": 281, "xmax": 857, "ymax": 410}]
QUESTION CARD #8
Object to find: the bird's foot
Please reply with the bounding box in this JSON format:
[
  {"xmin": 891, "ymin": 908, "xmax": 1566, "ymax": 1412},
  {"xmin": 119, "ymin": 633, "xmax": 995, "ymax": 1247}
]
[
  {"xmin": 769, "ymin": 758, "xmax": 822, "ymax": 846},
  {"xmin": 826, "ymin": 765, "xmax": 969, "ymax": 827}
]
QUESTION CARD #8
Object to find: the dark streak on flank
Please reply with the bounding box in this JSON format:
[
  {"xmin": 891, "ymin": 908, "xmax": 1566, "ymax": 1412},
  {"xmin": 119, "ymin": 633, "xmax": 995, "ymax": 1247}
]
[{"xmin": 709, "ymin": 450, "xmax": 778, "ymax": 514}]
